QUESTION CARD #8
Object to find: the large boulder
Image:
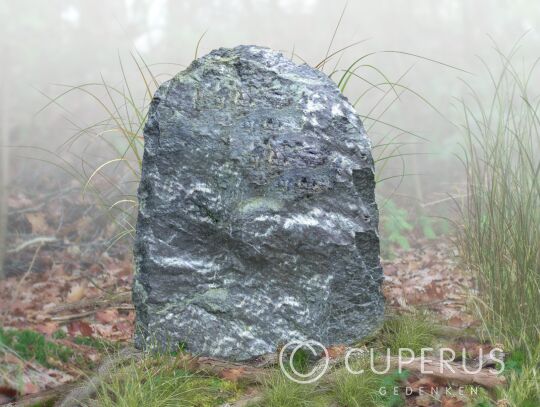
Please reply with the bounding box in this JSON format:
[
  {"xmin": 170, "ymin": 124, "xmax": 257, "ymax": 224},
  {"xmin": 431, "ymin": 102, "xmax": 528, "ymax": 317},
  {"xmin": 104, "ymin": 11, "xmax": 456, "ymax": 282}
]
[{"xmin": 133, "ymin": 45, "xmax": 384, "ymax": 360}]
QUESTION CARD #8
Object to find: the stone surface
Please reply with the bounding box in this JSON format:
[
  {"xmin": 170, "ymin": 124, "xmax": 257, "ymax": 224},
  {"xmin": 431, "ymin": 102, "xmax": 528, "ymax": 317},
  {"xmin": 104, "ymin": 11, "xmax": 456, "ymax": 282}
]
[{"xmin": 133, "ymin": 45, "xmax": 384, "ymax": 360}]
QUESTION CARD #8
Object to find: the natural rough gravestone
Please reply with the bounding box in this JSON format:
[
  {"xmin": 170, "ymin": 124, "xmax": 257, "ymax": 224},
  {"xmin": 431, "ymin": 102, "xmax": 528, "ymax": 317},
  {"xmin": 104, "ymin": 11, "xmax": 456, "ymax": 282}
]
[{"xmin": 133, "ymin": 45, "xmax": 384, "ymax": 360}]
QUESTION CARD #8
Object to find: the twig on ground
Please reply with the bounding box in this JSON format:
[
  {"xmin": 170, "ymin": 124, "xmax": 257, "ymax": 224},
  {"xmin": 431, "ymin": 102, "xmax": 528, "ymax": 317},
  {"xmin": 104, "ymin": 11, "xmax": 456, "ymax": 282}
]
[
  {"xmin": 51, "ymin": 311, "xmax": 98, "ymax": 322},
  {"xmin": 192, "ymin": 356, "xmax": 270, "ymax": 384},
  {"xmin": 48, "ymin": 291, "xmax": 131, "ymax": 314},
  {"xmin": 7, "ymin": 236, "xmax": 57, "ymax": 254},
  {"xmin": 420, "ymin": 194, "xmax": 467, "ymax": 208}
]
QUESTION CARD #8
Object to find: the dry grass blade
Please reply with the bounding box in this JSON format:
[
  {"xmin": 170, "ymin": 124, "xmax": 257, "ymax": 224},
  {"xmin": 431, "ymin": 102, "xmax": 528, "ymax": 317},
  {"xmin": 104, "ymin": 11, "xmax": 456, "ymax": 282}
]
[{"xmin": 456, "ymin": 43, "xmax": 540, "ymax": 406}]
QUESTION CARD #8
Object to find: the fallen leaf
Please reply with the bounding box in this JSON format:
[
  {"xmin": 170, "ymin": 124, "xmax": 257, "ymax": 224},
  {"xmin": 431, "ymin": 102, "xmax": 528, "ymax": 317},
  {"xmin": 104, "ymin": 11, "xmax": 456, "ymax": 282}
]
[
  {"xmin": 409, "ymin": 376, "xmax": 443, "ymax": 393},
  {"xmin": 0, "ymin": 386, "xmax": 17, "ymax": 404},
  {"xmin": 326, "ymin": 344, "xmax": 347, "ymax": 359},
  {"xmin": 23, "ymin": 382, "xmax": 40, "ymax": 395},
  {"xmin": 68, "ymin": 320, "xmax": 93, "ymax": 337},
  {"xmin": 115, "ymin": 320, "xmax": 133, "ymax": 335},
  {"xmin": 94, "ymin": 324, "xmax": 114, "ymax": 338},
  {"xmin": 88, "ymin": 264, "xmax": 102, "ymax": 274},
  {"xmin": 25, "ymin": 212, "xmax": 50, "ymax": 234},
  {"xmin": 447, "ymin": 316, "xmax": 467, "ymax": 328},
  {"xmin": 4, "ymin": 352, "xmax": 24, "ymax": 366},
  {"xmin": 66, "ymin": 283, "xmax": 86, "ymax": 303},
  {"xmin": 7, "ymin": 193, "xmax": 32, "ymax": 208},
  {"xmin": 220, "ymin": 367, "xmax": 246, "ymax": 382},
  {"xmin": 0, "ymin": 394, "xmax": 13, "ymax": 405},
  {"xmin": 415, "ymin": 394, "xmax": 433, "ymax": 407},
  {"xmin": 96, "ymin": 308, "xmax": 119, "ymax": 324},
  {"xmin": 441, "ymin": 395, "xmax": 465, "ymax": 407},
  {"xmin": 10, "ymin": 300, "xmax": 31, "ymax": 316},
  {"xmin": 448, "ymin": 338, "xmax": 494, "ymax": 360},
  {"xmin": 35, "ymin": 322, "xmax": 59, "ymax": 336}
]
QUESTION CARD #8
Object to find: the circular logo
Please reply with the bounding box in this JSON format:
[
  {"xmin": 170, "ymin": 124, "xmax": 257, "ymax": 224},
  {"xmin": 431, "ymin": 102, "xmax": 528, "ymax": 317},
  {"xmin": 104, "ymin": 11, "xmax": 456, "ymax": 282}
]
[{"xmin": 278, "ymin": 340, "xmax": 329, "ymax": 384}]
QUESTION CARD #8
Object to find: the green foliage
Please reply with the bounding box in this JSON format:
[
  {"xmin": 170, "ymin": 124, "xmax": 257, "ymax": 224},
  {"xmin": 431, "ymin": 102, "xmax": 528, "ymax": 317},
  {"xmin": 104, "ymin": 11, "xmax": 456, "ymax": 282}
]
[
  {"xmin": 52, "ymin": 329, "xmax": 67, "ymax": 340},
  {"xmin": 418, "ymin": 215, "xmax": 436, "ymax": 239},
  {"xmin": 176, "ymin": 341, "xmax": 188, "ymax": 353},
  {"xmin": 471, "ymin": 401, "xmax": 494, "ymax": 407},
  {"xmin": 380, "ymin": 370, "xmax": 409, "ymax": 407},
  {"xmin": 381, "ymin": 199, "xmax": 413, "ymax": 250},
  {"xmin": 290, "ymin": 347, "xmax": 311, "ymax": 374},
  {"xmin": 380, "ymin": 311, "xmax": 438, "ymax": 354},
  {"xmin": 504, "ymin": 348, "xmax": 527, "ymax": 375},
  {"xmin": 73, "ymin": 336, "xmax": 120, "ymax": 352},
  {"xmin": 380, "ymin": 200, "xmax": 450, "ymax": 256},
  {"xmin": 94, "ymin": 353, "xmax": 239, "ymax": 407},
  {"xmin": 465, "ymin": 386, "xmax": 495, "ymax": 407},
  {"xmin": 0, "ymin": 327, "xmax": 73, "ymax": 368},
  {"xmin": 333, "ymin": 362, "xmax": 406, "ymax": 407},
  {"xmin": 255, "ymin": 372, "xmax": 317, "ymax": 407},
  {"xmin": 497, "ymin": 362, "xmax": 540, "ymax": 407}
]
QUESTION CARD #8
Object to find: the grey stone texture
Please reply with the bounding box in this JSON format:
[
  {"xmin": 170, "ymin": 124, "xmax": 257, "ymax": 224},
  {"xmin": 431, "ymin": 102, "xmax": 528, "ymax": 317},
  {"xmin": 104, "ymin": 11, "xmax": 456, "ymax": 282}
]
[{"xmin": 133, "ymin": 45, "xmax": 384, "ymax": 360}]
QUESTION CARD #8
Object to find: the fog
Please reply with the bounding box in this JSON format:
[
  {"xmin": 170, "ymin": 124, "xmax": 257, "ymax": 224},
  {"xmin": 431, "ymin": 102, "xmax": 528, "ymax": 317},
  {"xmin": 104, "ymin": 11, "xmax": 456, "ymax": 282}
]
[
  {"xmin": 1, "ymin": 0, "xmax": 539, "ymax": 213},
  {"xmin": 2, "ymin": 4, "xmax": 539, "ymax": 401}
]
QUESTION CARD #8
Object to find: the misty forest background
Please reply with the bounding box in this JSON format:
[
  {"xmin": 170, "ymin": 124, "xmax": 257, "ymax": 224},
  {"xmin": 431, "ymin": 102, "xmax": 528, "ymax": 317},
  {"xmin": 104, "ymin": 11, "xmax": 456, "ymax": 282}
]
[
  {"xmin": 0, "ymin": 1, "xmax": 539, "ymax": 407},
  {"xmin": 1, "ymin": 0, "xmax": 538, "ymax": 252},
  {"xmin": 1, "ymin": 0, "xmax": 539, "ymax": 248}
]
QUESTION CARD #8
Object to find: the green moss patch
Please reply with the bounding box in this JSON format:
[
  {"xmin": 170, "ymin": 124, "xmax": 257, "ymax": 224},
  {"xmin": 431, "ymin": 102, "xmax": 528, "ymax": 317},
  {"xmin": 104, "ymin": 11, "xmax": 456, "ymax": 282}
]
[{"xmin": 0, "ymin": 327, "xmax": 73, "ymax": 368}]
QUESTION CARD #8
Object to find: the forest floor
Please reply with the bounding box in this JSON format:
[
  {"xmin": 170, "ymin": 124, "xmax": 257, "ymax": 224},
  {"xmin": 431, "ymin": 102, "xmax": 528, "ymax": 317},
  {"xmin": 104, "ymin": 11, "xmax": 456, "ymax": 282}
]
[{"xmin": 0, "ymin": 184, "xmax": 500, "ymax": 407}]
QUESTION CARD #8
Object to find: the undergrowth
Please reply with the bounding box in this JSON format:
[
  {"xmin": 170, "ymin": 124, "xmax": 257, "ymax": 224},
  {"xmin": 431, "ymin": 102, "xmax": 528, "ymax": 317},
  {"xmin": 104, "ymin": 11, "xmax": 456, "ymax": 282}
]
[
  {"xmin": 457, "ymin": 41, "xmax": 540, "ymax": 405},
  {"xmin": 255, "ymin": 373, "xmax": 320, "ymax": 407},
  {"xmin": 380, "ymin": 311, "xmax": 439, "ymax": 354},
  {"xmin": 379, "ymin": 199, "xmax": 449, "ymax": 256},
  {"xmin": 333, "ymin": 362, "xmax": 406, "ymax": 407},
  {"xmin": 0, "ymin": 326, "xmax": 73, "ymax": 368},
  {"xmin": 73, "ymin": 335, "xmax": 122, "ymax": 352},
  {"xmin": 75, "ymin": 311, "xmax": 435, "ymax": 406},
  {"xmin": 93, "ymin": 353, "xmax": 239, "ymax": 407}
]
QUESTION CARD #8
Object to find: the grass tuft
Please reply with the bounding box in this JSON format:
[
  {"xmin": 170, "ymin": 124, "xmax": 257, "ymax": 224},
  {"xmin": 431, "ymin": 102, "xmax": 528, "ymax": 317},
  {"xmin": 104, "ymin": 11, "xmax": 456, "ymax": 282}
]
[
  {"xmin": 380, "ymin": 311, "xmax": 438, "ymax": 354},
  {"xmin": 39, "ymin": 53, "xmax": 161, "ymax": 243},
  {"xmin": 255, "ymin": 372, "xmax": 317, "ymax": 407},
  {"xmin": 332, "ymin": 357, "xmax": 407, "ymax": 407},
  {"xmin": 333, "ymin": 366, "xmax": 383, "ymax": 407},
  {"xmin": 457, "ymin": 43, "xmax": 540, "ymax": 354},
  {"xmin": 94, "ymin": 352, "xmax": 238, "ymax": 407},
  {"xmin": 457, "ymin": 41, "xmax": 540, "ymax": 406}
]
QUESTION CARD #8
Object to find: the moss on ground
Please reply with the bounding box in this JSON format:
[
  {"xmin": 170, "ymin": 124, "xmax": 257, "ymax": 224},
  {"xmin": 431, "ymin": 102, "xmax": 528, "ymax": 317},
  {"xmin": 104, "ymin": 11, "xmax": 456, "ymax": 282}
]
[{"xmin": 0, "ymin": 326, "xmax": 73, "ymax": 368}]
